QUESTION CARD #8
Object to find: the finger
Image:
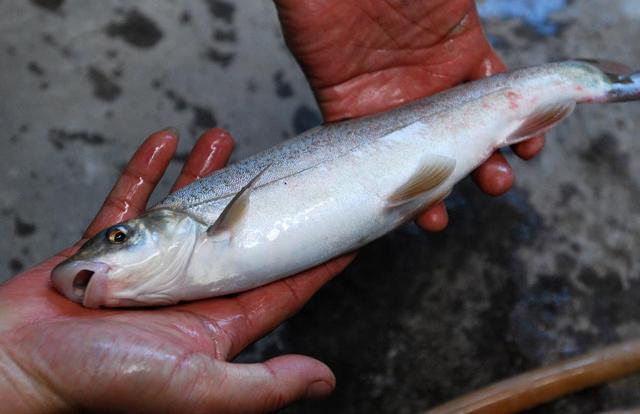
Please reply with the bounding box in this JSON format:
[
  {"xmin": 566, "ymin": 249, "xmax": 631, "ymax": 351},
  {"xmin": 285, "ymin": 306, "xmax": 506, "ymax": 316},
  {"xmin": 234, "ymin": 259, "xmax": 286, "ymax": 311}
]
[
  {"xmin": 511, "ymin": 134, "xmax": 545, "ymax": 160},
  {"xmin": 471, "ymin": 151, "xmax": 514, "ymax": 196},
  {"xmin": 201, "ymin": 355, "xmax": 335, "ymax": 412},
  {"xmin": 83, "ymin": 128, "xmax": 178, "ymax": 238},
  {"xmin": 171, "ymin": 128, "xmax": 235, "ymax": 192},
  {"xmin": 416, "ymin": 202, "xmax": 448, "ymax": 232},
  {"xmin": 182, "ymin": 254, "xmax": 355, "ymax": 358}
]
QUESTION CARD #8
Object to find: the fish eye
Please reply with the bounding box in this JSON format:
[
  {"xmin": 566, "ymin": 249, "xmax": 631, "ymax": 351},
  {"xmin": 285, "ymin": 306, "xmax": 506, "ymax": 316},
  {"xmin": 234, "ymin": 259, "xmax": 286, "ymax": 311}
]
[{"xmin": 107, "ymin": 226, "xmax": 128, "ymax": 244}]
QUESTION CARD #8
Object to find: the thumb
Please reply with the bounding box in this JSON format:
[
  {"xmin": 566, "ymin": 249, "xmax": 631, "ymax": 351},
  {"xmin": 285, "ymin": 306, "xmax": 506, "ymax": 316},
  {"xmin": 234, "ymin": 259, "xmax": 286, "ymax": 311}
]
[{"xmin": 211, "ymin": 355, "xmax": 335, "ymax": 413}]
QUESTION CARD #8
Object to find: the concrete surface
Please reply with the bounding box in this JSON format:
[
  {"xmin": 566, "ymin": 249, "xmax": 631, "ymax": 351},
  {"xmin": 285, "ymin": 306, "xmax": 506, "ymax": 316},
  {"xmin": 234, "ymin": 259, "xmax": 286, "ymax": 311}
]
[{"xmin": 1, "ymin": 0, "xmax": 640, "ymax": 412}]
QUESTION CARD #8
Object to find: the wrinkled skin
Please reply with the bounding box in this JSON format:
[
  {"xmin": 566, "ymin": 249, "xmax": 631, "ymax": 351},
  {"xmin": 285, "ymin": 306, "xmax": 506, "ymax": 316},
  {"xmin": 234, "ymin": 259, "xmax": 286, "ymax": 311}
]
[{"xmin": 0, "ymin": 1, "xmax": 544, "ymax": 413}]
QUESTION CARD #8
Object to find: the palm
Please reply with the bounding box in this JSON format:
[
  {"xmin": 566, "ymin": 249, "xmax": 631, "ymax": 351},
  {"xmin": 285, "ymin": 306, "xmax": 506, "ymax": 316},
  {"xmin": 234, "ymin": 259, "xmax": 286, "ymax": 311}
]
[
  {"xmin": 278, "ymin": 0, "xmax": 496, "ymax": 120},
  {"xmin": 8, "ymin": 295, "xmax": 265, "ymax": 412},
  {"xmin": 3, "ymin": 257, "xmax": 348, "ymax": 412},
  {"xmin": 7, "ymin": 297, "xmax": 219, "ymax": 412}
]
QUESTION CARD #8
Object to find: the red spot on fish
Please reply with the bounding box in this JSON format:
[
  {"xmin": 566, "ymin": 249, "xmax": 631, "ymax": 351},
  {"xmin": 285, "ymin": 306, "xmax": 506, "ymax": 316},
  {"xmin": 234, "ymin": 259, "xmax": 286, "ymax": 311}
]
[{"xmin": 506, "ymin": 91, "xmax": 521, "ymax": 110}]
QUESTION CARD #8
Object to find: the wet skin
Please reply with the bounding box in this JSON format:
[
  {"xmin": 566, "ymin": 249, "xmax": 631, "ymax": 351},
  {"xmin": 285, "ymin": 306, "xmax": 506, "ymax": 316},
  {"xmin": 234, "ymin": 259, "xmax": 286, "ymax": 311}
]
[{"xmin": 0, "ymin": 1, "xmax": 544, "ymax": 412}]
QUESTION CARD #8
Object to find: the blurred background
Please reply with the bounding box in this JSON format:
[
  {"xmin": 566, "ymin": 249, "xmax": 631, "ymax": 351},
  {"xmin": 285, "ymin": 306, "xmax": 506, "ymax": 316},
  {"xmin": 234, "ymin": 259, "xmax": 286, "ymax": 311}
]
[{"xmin": 2, "ymin": 0, "xmax": 640, "ymax": 412}]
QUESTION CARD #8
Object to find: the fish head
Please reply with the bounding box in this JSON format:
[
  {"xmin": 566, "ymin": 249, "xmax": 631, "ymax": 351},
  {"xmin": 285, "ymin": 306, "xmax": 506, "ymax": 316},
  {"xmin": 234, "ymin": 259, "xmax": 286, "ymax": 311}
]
[{"xmin": 51, "ymin": 208, "xmax": 201, "ymax": 308}]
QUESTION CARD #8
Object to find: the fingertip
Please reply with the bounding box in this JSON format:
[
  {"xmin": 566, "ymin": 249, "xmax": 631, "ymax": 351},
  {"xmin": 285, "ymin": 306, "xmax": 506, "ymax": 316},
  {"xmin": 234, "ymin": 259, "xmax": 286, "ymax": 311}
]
[
  {"xmin": 195, "ymin": 127, "xmax": 235, "ymax": 163},
  {"xmin": 472, "ymin": 151, "xmax": 513, "ymax": 196},
  {"xmin": 162, "ymin": 126, "xmax": 180, "ymax": 139},
  {"xmin": 417, "ymin": 202, "xmax": 449, "ymax": 232},
  {"xmin": 266, "ymin": 355, "xmax": 336, "ymax": 400},
  {"xmin": 136, "ymin": 128, "xmax": 179, "ymax": 166},
  {"xmin": 512, "ymin": 135, "xmax": 545, "ymax": 160},
  {"xmin": 134, "ymin": 128, "xmax": 178, "ymax": 170},
  {"xmin": 149, "ymin": 127, "xmax": 179, "ymax": 146},
  {"xmin": 214, "ymin": 355, "xmax": 336, "ymax": 412},
  {"xmin": 202, "ymin": 127, "xmax": 235, "ymax": 149},
  {"xmin": 171, "ymin": 128, "xmax": 236, "ymax": 191},
  {"xmin": 306, "ymin": 380, "xmax": 335, "ymax": 400}
]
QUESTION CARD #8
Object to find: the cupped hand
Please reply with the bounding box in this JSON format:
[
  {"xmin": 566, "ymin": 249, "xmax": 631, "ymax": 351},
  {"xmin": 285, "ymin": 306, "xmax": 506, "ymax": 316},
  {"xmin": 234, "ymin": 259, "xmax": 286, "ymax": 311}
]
[
  {"xmin": 276, "ymin": 0, "xmax": 545, "ymax": 231},
  {"xmin": 0, "ymin": 128, "xmax": 353, "ymax": 414}
]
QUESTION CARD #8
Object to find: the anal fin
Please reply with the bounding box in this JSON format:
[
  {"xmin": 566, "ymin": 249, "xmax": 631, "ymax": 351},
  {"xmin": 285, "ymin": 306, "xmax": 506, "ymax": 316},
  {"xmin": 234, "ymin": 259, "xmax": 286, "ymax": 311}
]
[
  {"xmin": 387, "ymin": 154, "xmax": 456, "ymax": 208},
  {"xmin": 507, "ymin": 100, "xmax": 575, "ymax": 145}
]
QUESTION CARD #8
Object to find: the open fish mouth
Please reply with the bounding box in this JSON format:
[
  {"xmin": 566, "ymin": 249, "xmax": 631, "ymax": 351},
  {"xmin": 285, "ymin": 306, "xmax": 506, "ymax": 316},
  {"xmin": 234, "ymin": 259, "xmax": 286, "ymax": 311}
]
[{"xmin": 51, "ymin": 260, "xmax": 110, "ymax": 308}]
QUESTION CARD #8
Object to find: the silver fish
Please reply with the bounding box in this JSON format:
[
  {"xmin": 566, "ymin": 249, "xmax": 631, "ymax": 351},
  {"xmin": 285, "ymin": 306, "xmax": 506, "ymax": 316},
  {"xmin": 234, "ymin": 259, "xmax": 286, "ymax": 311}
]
[{"xmin": 51, "ymin": 59, "xmax": 640, "ymax": 307}]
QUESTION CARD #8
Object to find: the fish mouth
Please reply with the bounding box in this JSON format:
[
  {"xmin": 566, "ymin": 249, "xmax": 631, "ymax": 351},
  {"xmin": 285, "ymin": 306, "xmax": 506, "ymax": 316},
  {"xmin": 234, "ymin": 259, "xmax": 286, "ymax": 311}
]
[{"xmin": 51, "ymin": 260, "xmax": 110, "ymax": 308}]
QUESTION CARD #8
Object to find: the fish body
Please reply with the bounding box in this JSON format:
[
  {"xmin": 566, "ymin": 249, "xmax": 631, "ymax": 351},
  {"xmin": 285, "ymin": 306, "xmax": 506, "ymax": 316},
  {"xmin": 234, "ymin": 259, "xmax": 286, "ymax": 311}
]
[{"xmin": 52, "ymin": 60, "xmax": 640, "ymax": 307}]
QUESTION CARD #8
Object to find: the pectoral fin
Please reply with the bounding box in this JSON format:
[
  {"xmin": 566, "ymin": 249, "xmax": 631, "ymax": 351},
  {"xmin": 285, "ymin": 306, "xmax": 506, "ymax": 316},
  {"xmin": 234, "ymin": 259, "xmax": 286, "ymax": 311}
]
[
  {"xmin": 207, "ymin": 164, "xmax": 271, "ymax": 236},
  {"xmin": 507, "ymin": 101, "xmax": 575, "ymax": 145},
  {"xmin": 387, "ymin": 154, "xmax": 456, "ymax": 208}
]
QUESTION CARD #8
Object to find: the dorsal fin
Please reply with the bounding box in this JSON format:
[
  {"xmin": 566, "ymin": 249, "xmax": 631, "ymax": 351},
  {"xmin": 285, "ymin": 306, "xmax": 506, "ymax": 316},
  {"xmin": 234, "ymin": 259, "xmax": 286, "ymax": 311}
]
[
  {"xmin": 387, "ymin": 154, "xmax": 456, "ymax": 208},
  {"xmin": 207, "ymin": 164, "xmax": 271, "ymax": 236},
  {"xmin": 507, "ymin": 101, "xmax": 575, "ymax": 145}
]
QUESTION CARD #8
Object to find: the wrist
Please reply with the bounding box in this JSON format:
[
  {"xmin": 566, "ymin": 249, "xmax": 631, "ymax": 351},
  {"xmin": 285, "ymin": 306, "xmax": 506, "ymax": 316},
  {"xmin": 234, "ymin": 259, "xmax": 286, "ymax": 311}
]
[{"xmin": 0, "ymin": 338, "xmax": 65, "ymax": 414}]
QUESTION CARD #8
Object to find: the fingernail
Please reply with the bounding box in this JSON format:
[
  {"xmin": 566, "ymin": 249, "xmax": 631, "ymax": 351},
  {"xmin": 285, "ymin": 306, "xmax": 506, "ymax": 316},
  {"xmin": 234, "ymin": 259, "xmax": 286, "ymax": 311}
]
[
  {"xmin": 305, "ymin": 380, "xmax": 333, "ymax": 399},
  {"xmin": 161, "ymin": 127, "xmax": 180, "ymax": 139}
]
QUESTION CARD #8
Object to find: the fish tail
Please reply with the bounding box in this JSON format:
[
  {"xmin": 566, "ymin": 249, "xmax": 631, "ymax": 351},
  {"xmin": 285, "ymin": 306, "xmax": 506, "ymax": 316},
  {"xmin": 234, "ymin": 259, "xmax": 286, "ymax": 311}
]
[
  {"xmin": 608, "ymin": 70, "xmax": 640, "ymax": 102},
  {"xmin": 575, "ymin": 58, "xmax": 640, "ymax": 102}
]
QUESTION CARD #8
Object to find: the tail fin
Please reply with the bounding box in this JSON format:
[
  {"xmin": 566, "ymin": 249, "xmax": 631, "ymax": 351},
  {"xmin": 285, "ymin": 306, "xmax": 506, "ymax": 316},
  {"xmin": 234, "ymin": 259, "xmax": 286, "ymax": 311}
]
[
  {"xmin": 576, "ymin": 58, "xmax": 640, "ymax": 102},
  {"xmin": 609, "ymin": 71, "xmax": 640, "ymax": 102}
]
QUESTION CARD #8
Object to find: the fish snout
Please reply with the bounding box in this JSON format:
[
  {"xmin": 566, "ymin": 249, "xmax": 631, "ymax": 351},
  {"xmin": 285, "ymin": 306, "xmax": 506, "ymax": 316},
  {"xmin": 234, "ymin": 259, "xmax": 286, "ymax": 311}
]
[{"xmin": 51, "ymin": 260, "xmax": 110, "ymax": 308}]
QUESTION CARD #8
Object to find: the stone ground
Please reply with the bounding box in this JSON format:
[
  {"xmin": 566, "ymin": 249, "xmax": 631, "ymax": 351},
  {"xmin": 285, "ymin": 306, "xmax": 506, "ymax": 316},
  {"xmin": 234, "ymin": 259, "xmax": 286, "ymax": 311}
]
[{"xmin": 2, "ymin": 0, "xmax": 640, "ymax": 412}]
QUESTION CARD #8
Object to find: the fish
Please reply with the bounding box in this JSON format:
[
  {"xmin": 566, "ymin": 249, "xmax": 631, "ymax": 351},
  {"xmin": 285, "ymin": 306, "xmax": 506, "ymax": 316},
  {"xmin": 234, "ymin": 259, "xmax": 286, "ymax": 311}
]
[{"xmin": 51, "ymin": 59, "xmax": 640, "ymax": 308}]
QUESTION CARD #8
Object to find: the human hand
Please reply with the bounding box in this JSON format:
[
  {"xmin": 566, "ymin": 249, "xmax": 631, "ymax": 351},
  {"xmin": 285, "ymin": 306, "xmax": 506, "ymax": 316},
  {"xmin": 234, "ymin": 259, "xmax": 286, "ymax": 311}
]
[
  {"xmin": 0, "ymin": 128, "xmax": 353, "ymax": 413},
  {"xmin": 275, "ymin": 0, "xmax": 545, "ymax": 231}
]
